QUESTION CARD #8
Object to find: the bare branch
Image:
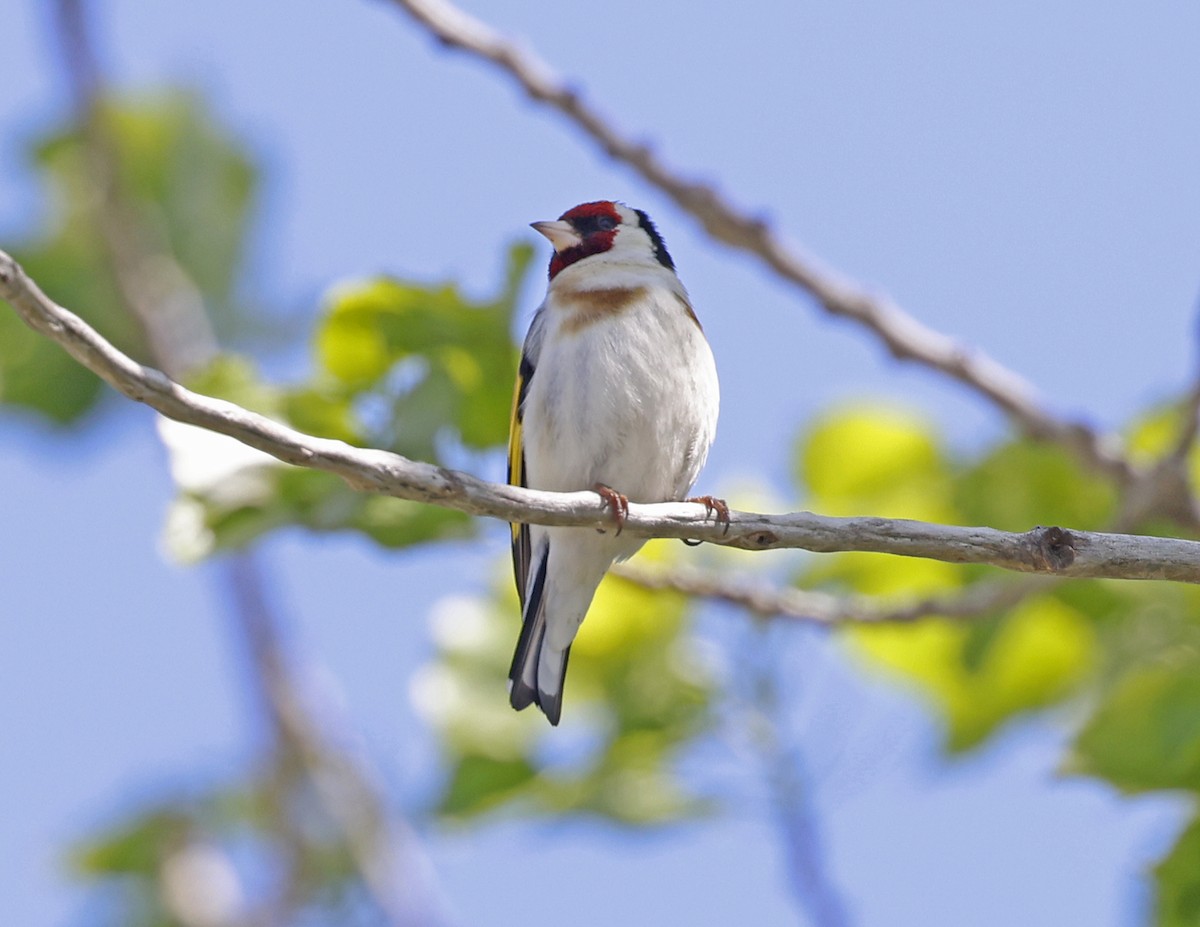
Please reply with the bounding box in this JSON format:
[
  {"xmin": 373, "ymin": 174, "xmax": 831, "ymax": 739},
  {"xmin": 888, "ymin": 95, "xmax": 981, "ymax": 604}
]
[
  {"xmin": 385, "ymin": 0, "xmax": 1133, "ymax": 486},
  {"xmin": 3, "ymin": 246, "xmax": 1198, "ymax": 582},
  {"xmin": 613, "ymin": 562, "xmax": 1055, "ymax": 625},
  {"xmin": 1115, "ymin": 383, "xmax": 1200, "ymax": 532}
]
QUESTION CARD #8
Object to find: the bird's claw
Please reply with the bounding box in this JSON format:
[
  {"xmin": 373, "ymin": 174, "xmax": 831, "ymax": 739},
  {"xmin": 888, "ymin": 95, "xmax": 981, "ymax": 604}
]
[
  {"xmin": 593, "ymin": 482, "xmax": 630, "ymax": 535},
  {"xmin": 687, "ymin": 494, "xmax": 731, "ymax": 535}
]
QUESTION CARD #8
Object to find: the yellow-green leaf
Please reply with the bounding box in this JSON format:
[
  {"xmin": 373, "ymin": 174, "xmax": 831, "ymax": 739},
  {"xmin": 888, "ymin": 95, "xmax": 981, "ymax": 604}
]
[
  {"xmin": 1072, "ymin": 659, "xmax": 1200, "ymax": 793},
  {"xmin": 797, "ymin": 405, "xmax": 953, "ymax": 522},
  {"xmin": 1154, "ymin": 815, "xmax": 1200, "ymax": 927},
  {"xmin": 853, "ymin": 595, "xmax": 1096, "ymax": 751}
]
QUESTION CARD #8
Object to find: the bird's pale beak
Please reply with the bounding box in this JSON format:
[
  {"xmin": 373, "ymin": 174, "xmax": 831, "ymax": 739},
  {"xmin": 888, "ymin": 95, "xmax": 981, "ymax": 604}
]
[{"xmin": 530, "ymin": 219, "xmax": 581, "ymax": 252}]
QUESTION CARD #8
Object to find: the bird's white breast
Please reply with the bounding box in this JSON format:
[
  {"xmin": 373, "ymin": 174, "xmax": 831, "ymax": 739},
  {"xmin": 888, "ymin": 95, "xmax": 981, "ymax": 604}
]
[{"xmin": 521, "ymin": 276, "xmax": 719, "ymax": 505}]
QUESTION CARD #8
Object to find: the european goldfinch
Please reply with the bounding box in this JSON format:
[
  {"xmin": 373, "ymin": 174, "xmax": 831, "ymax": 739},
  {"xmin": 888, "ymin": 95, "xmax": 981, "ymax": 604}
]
[{"xmin": 507, "ymin": 201, "xmax": 721, "ymax": 725}]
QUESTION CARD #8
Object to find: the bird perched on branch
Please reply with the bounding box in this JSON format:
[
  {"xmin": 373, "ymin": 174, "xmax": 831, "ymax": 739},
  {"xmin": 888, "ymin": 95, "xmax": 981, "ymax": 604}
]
[{"xmin": 507, "ymin": 200, "xmax": 722, "ymax": 725}]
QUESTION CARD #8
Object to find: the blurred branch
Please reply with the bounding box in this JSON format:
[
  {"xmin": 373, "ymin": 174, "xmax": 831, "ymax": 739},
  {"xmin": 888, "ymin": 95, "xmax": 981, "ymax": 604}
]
[
  {"xmin": 741, "ymin": 630, "xmax": 853, "ymax": 927},
  {"xmin": 4, "ymin": 245, "xmax": 1200, "ymax": 582},
  {"xmin": 613, "ymin": 562, "xmax": 1054, "ymax": 625},
  {"xmin": 1114, "ymin": 327, "xmax": 1200, "ymax": 531},
  {"xmin": 48, "ymin": 4, "xmax": 440, "ymax": 923},
  {"xmin": 386, "ymin": 0, "xmax": 1134, "ymax": 487},
  {"xmin": 217, "ymin": 554, "xmax": 442, "ymax": 925},
  {"xmin": 1168, "ymin": 372, "xmax": 1200, "ymax": 464},
  {"xmin": 54, "ymin": 0, "xmax": 217, "ymax": 379}
]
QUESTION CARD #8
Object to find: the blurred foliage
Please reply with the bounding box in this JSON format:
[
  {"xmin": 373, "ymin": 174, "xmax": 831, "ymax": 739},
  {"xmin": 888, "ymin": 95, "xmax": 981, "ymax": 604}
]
[
  {"xmin": 70, "ymin": 768, "xmax": 377, "ymax": 927},
  {"xmin": 1072, "ymin": 658, "xmax": 1200, "ymax": 793},
  {"xmin": 1154, "ymin": 815, "xmax": 1200, "ymax": 927},
  {"xmin": 163, "ymin": 240, "xmax": 530, "ymax": 558},
  {"xmin": 798, "ymin": 405, "xmax": 1114, "ymax": 751},
  {"xmin": 855, "ymin": 596, "xmax": 1096, "ymax": 751},
  {"xmin": 0, "ymin": 90, "xmax": 257, "ymax": 423},
  {"xmin": 8, "ymin": 82, "xmax": 1200, "ymax": 926},
  {"xmin": 317, "ymin": 264, "xmax": 526, "ymax": 459},
  {"xmin": 790, "ymin": 403, "xmax": 1200, "ymax": 919},
  {"xmin": 415, "ymin": 541, "xmax": 716, "ymax": 824},
  {"xmin": 38, "ymin": 90, "xmax": 256, "ymax": 323}
]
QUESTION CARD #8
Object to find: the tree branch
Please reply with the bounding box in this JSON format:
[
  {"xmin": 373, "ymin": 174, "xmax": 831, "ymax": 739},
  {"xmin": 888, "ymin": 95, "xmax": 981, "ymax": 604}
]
[
  {"xmin": 1113, "ymin": 321, "xmax": 1200, "ymax": 531},
  {"xmin": 613, "ymin": 562, "xmax": 1055, "ymax": 625},
  {"xmin": 3, "ymin": 246, "xmax": 1198, "ymax": 582},
  {"xmin": 384, "ymin": 0, "xmax": 1133, "ymax": 486}
]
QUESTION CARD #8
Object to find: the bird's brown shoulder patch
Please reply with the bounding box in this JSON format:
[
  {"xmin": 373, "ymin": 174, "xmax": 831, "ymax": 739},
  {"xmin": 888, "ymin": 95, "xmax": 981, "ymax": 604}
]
[{"xmin": 558, "ymin": 286, "xmax": 648, "ymax": 334}]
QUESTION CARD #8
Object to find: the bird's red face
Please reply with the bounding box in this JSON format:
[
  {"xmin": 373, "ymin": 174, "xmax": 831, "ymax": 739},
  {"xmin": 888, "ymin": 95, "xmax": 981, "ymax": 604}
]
[
  {"xmin": 533, "ymin": 201, "xmax": 622, "ymax": 279},
  {"xmin": 531, "ymin": 201, "xmax": 677, "ymax": 280}
]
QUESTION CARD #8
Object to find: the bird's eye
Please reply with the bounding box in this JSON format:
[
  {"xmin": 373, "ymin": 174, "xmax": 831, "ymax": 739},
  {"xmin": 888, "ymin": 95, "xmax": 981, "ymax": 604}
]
[{"xmin": 569, "ymin": 213, "xmax": 618, "ymax": 236}]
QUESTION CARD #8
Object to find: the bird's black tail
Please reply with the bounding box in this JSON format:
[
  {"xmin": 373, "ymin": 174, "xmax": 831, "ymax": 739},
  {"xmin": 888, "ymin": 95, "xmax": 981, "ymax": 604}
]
[{"xmin": 508, "ymin": 548, "xmax": 569, "ymax": 725}]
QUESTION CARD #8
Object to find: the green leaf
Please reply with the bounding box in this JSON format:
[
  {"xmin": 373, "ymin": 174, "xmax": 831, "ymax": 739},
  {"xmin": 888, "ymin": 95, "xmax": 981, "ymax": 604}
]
[
  {"xmin": 1155, "ymin": 815, "xmax": 1200, "ymax": 927},
  {"xmin": 186, "ymin": 353, "xmax": 286, "ymax": 418},
  {"xmin": 421, "ymin": 542, "xmax": 717, "ymax": 824},
  {"xmin": 854, "ymin": 595, "xmax": 1097, "ymax": 751},
  {"xmin": 189, "ymin": 466, "xmax": 475, "ymax": 555},
  {"xmin": 35, "ymin": 89, "xmax": 258, "ymax": 336},
  {"xmin": 0, "ymin": 234, "xmax": 136, "ymax": 424},
  {"xmin": 1, "ymin": 89, "xmax": 262, "ymax": 425},
  {"xmin": 793, "ymin": 407, "xmax": 1135, "ymax": 758},
  {"xmin": 353, "ymin": 493, "xmax": 474, "ymax": 547},
  {"xmin": 314, "ymin": 240, "xmax": 532, "ymax": 460},
  {"xmin": 794, "ymin": 405, "xmax": 969, "ymax": 597},
  {"xmin": 0, "ymin": 269, "xmax": 104, "ymax": 423},
  {"xmin": 955, "ymin": 440, "xmax": 1117, "ymax": 531},
  {"xmin": 1072, "ymin": 659, "xmax": 1200, "ymax": 793},
  {"xmin": 542, "ymin": 730, "xmax": 711, "ymax": 825},
  {"xmin": 438, "ymin": 755, "xmax": 538, "ymax": 817},
  {"xmin": 1128, "ymin": 404, "xmax": 1183, "ymax": 467},
  {"xmin": 165, "ymin": 350, "xmax": 479, "ymax": 557},
  {"xmin": 73, "ymin": 809, "xmax": 192, "ymax": 877},
  {"xmin": 796, "ymin": 404, "xmax": 953, "ymax": 522}
]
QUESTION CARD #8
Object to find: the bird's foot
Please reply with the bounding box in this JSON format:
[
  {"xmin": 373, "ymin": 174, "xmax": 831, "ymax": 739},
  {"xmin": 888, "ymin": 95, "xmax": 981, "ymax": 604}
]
[
  {"xmin": 687, "ymin": 494, "xmax": 731, "ymax": 535},
  {"xmin": 593, "ymin": 482, "xmax": 630, "ymax": 536}
]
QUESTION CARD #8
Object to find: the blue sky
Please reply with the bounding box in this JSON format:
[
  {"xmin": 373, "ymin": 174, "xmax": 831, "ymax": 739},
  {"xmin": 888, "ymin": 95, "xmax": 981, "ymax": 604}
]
[{"xmin": 3, "ymin": 1, "xmax": 1200, "ymax": 925}]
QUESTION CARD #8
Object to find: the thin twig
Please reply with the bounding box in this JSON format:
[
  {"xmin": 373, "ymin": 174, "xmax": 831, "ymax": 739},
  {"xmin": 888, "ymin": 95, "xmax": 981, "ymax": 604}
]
[
  {"xmin": 3, "ymin": 246, "xmax": 1199, "ymax": 582},
  {"xmin": 1113, "ymin": 319, "xmax": 1200, "ymax": 531},
  {"xmin": 612, "ymin": 562, "xmax": 1054, "ymax": 625},
  {"xmin": 385, "ymin": 0, "xmax": 1133, "ymax": 486}
]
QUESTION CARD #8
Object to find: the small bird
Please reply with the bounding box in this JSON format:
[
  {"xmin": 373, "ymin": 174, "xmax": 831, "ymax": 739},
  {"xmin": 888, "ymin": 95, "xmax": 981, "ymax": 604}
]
[{"xmin": 507, "ymin": 200, "xmax": 722, "ymax": 725}]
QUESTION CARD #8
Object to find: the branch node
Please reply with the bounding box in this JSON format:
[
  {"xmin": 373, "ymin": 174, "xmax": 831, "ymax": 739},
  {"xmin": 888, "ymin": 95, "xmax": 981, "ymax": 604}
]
[
  {"xmin": 747, "ymin": 530, "xmax": 779, "ymax": 549},
  {"xmin": 1031, "ymin": 525, "xmax": 1077, "ymax": 572},
  {"xmin": 558, "ymin": 80, "xmax": 582, "ymax": 107},
  {"xmin": 629, "ymin": 140, "xmax": 654, "ymax": 163},
  {"xmin": 434, "ymin": 465, "xmax": 466, "ymax": 496}
]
